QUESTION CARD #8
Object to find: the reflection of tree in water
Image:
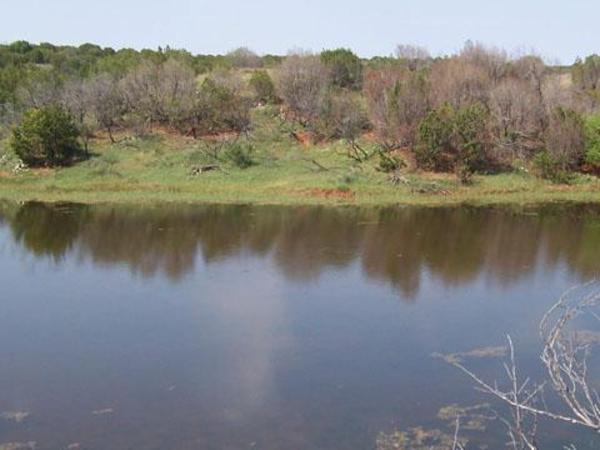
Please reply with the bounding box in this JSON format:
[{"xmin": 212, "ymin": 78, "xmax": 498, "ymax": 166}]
[
  {"xmin": 2, "ymin": 202, "xmax": 600, "ymax": 296},
  {"xmin": 7, "ymin": 202, "xmax": 90, "ymax": 260},
  {"xmin": 271, "ymin": 207, "xmax": 364, "ymax": 281}
]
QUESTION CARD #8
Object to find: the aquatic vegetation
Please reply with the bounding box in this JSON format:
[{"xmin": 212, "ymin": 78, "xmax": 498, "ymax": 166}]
[
  {"xmin": 0, "ymin": 443, "xmax": 36, "ymax": 450},
  {"xmin": 0, "ymin": 411, "xmax": 29, "ymax": 423},
  {"xmin": 432, "ymin": 345, "xmax": 507, "ymax": 364}
]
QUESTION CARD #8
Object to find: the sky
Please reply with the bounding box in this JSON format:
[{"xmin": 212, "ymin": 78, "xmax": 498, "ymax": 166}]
[{"xmin": 0, "ymin": 0, "xmax": 597, "ymax": 64}]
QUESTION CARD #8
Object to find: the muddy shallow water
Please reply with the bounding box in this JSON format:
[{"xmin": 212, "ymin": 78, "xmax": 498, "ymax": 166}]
[{"xmin": 0, "ymin": 202, "xmax": 599, "ymax": 449}]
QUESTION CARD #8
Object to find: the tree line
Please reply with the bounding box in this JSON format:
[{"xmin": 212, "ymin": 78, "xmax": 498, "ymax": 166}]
[{"xmin": 1, "ymin": 40, "xmax": 600, "ymax": 182}]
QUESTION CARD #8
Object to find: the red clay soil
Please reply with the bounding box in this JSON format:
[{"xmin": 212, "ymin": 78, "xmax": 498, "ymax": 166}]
[
  {"xmin": 290, "ymin": 130, "xmax": 313, "ymax": 147},
  {"xmin": 581, "ymin": 163, "xmax": 600, "ymax": 177}
]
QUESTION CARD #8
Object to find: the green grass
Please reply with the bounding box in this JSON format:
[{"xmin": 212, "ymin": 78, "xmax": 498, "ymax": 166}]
[{"xmin": 2, "ymin": 108, "xmax": 600, "ymax": 207}]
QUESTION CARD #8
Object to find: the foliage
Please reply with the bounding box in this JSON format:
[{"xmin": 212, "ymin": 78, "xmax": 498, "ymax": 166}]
[
  {"xmin": 10, "ymin": 105, "xmax": 82, "ymax": 166},
  {"xmin": 316, "ymin": 90, "xmax": 368, "ymax": 141},
  {"xmin": 584, "ymin": 114, "xmax": 600, "ymax": 165},
  {"xmin": 533, "ymin": 150, "xmax": 572, "ymax": 184},
  {"xmin": 572, "ymin": 55, "xmax": 600, "ymax": 94},
  {"xmin": 196, "ymin": 77, "xmax": 251, "ymax": 134},
  {"xmin": 452, "ymin": 103, "xmax": 490, "ymax": 173},
  {"xmin": 377, "ymin": 151, "xmax": 405, "ymax": 173},
  {"xmin": 416, "ymin": 104, "xmax": 456, "ymax": 171},
  {"xmin": 416, "ymin": 102, "xmax": 490, "ymax": 180},
  {"xmin": 2, "ymin": 110, "xmax": 600, "ymax": 206},
  {"xmin": 223, "ymin": 140, "xmax": 255, "ymax": 168},
  {"xmin": 226, "ymin": 47, "xmax": 262, "ymax": 68},
  {"xmin": 249, "ymin": 70, "xmax": 277, "ymax": 104},
  {"xmin": 544, "ymin": 107, "xmax": 585, "ymax": 172},
  {"xmin": 0, "ymin": 39, "xmax": 599, "ymax": 182},
  {"xmin": 320, "ymin": 48, "xmax": 363, "ymax": 90}
]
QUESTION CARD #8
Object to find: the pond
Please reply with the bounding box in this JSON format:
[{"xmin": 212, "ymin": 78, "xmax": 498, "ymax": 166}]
[{"xmin": 0, "ymin": 202, "xmax": 599, "ymax": 449}]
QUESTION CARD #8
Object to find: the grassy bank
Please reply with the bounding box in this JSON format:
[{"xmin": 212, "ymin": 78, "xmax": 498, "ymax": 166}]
[{"xmin": 1, "ymin": 110, "xmax": 600, "ymax": 207}]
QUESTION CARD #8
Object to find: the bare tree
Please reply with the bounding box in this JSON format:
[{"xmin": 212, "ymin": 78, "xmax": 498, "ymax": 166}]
[
  {"xmin": 489, "ymin": 78, "xmax": 545, "ymax": 161},
  {"xmin": 276, "ymin": 52, "xmax": 329, "ymax": 125},
  {"xmin": 226, "ymin": 47, "xmax": 263, "ymax": 69},
  {"xmin": 317, "ymin": 91, "xmax": 370, "ymax": 160},
  {"xmin": 61, "ymin": 78, "xmax": 97, "ymax": 150},
  {"xmin": 17, "ymin": 67, "xmax": 63, "ymax": 109},
  {"xmin": 512, "ymin": 56, "xmax": 546, "ymax": 96},
  {"xmin": 545, "ymin": 107, "xmax": 586, "ymax": 170},
  {"xmin": 363, "ymin": 66, "xmax": 429, "ymax": 148},
  {"xmin": 542, "ymin": 74, "xmax": 581, "ymax": 114},
  {"xmin": 120, "ymin": 58, "xmax": 197, "ymax": 133},
  {"xmin": 429, "ymin": 58, "xmax": 492, "ymax": 109},
  {"xmin": 85, "ymin": 74, "xmax": 125, "ymax": 143},
  {"xmin": 460, "ymin": 41, "xmax": 509, "ymax": 83},
  {"xmin": 395, "ymin": 44, "xmax": 431, "ymax": 70}
]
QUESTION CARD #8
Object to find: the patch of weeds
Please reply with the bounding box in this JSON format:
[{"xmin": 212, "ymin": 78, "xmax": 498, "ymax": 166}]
[
  {"xmin": 185, "ymin": 149, "xmax": 212, "ymax": 166},
  {"xmin": 376, "ymin": 403, "xmax": 490, "ymax": 450},
  {"xmin": 376, "ymin": 152, "xmax": 406, "ymax": 173},
  {"xmin": 223, "ymin": 141, "xmax": 255, "ymax": 169},
  {"xmin": 533, "ymin": 151, "xmax": 574, "ymax": 184},
  {"xmin": 338, "ymin": 168, "xmax": 360, "ymax": 185},
  {"xmin": 0, "ymin": 149, "xmax": 21, "ymax": 171},
  {"xmin": 87, "ymin": 153, "xmax": 122, "ymax": 177},
  {"xmin": 101, "ymin": 152, "xmax": 120, "ymax": 166},
  {"xmin": 408, "ymin": 177, "xmax": 452, "ymax": 195}
]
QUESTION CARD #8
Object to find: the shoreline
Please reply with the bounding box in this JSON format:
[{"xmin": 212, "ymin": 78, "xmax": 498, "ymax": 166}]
[
  {"xmin": 2, "ymin": 179, "xmax": 600, "ymax": 208},
  {"xmin": 2, "ymin": 130, "xmax": 600, "ymax": 209}
]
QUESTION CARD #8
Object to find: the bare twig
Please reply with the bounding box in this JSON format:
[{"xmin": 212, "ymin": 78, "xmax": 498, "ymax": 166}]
[{"xmin": 445, "ymin": 281, "xmax": 600, "ymax": 449}]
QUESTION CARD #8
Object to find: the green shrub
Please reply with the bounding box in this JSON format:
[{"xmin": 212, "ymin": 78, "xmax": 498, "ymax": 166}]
[
  {"xmin": 415, "ymin": 103, "xmax": 456, "ymax": 171},
  {"xmin": 224, "ymin": 141, "xmax": 254, "ymax": 169},
  {"xmin": 544, "ymin": 107, "xmax": 585, "ymax": 172},
  {"xmin": 10, "ymin": 105, "xmax": 82, "ymax": 167},
  {"xmin": 316, "ymin": 90, "xmax": 368, "ymax": 140},
  {"xmin": 196, "ymin": 78, "xmax": 251, "ymax": 134},
  {"xmin": 584, "ymin": 114, "xmax": 600, "ymax": 165},
  {"xmin": 416, "ymin": 102, "xmax": 490, "ymax": 181},
  {"xmin": 320, "ymin": 48, "xmax": 363, "ymax": 90},
  {"xmin": 534, "ymin": 150, "xmax": 572, "ymax": 184},
  {"xmin": 453, "ymin": 103, "xmax": 490, "ymax": 173},
  {"xmin": 377, "ymin": 151, "xmax": 405, "ymax": 173},
  {"xmin": 249, "ymin": 70, "xmax": 277, "ymax": 104}
]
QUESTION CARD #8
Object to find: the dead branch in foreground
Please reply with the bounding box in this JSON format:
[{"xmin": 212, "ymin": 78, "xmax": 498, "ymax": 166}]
[{"xmin": 447, "ymin": 281, "xmax": 600, "ymax": 449}]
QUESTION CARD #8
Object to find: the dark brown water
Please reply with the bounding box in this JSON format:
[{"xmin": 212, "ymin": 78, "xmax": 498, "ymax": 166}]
[{"xmin": 0, "ymin": 202, "xmax": 599, "ymax": 449}]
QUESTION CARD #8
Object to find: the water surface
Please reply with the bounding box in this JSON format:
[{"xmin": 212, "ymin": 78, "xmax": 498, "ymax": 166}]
[{"xmin": 1, "ymin": 202, "xmax": 599, "ymax": 449}]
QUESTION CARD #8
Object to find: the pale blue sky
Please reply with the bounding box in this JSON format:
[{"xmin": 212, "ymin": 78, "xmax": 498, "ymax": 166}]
[{"xmin": 0, "ymin": 0, "xmax": 597, "ymax": 63}]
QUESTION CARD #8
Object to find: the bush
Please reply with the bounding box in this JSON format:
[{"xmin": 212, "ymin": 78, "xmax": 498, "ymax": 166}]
[
  {"xmin": 320, "ymin": 48, "xmax": 363, "ymax": 90},
  {"xmin": 377, "ymin": 151, "xmax": 405, "ymax": 173},
  {"xmin": 248, "ymin": 70, "xmax": 277, "ymax": 104},
  {"xmin": 544, "ymin": 107, "xmax": 585, "ymax": 172},
  {"xmin": 223, "ymin": 141, "xmax": 254, "ymax": 169},
  {"xmin": 415, "ymin": 103, "xmax": 456, "ymax": 171},
  {"xmin": 584, "ymin": 114, "xmax": 600, "ymax": 165},
  {"xmin": 534, "ymin": 150, "xmax": 573, "ymax": 184},
  {"xmin": 453, "ymin": 103, "xmax": 490, "ymax": 173},
  {"xmin": 10, "ymin": 105, "xmax": 82, "ymax": 166},
  {"xmin": 196, "ymin": 77, "xmax": 251, "ymax": 134},
  {"xmin": 316, "ymin": 91, "xmax": 368, "ymax": 140},
  {"xmin": 416, "ymin": 102, "xmax": 490, "ymax": 180},
  {"xmin": 363, "ymin": 67, "xmax": 429, "ymax": 147},
  {"xmin": 277, "ymin": 53, "xmax": 328, "ymax": 124},
  {"xmin": 226, "ymin": 47, "xmax": 262, "ymax": 68}
]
